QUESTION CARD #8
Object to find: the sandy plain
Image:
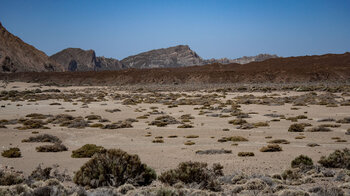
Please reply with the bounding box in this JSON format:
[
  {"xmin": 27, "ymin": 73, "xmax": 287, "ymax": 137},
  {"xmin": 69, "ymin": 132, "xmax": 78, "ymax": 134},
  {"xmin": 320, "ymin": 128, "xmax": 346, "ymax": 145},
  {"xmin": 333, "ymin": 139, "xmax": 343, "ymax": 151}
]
[{"xmin": 0, "ymin": 82, "xmax": 349, "ymax": 178}]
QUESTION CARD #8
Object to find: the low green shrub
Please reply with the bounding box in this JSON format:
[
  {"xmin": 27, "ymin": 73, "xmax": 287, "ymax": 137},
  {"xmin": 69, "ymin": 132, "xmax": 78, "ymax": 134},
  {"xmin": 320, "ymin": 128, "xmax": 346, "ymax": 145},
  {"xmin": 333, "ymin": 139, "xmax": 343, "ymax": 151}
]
[
  {"xmin": 260, "ymin": 144, "xmax": 282, "ymax": 152},
  {"xmin": 74, "ymin": 149, "xmax": 156, "ymax": 188},
  {"xmin": 1, "ymin": 148, "xmax": 21, "ymax": 158},
  {"xmin": 291, "ymin": 155, "xmax": 313, "ymax": 168},
  {"xmin": 71, "ymin": 144, "xmax": 105, "ymax": 158}
]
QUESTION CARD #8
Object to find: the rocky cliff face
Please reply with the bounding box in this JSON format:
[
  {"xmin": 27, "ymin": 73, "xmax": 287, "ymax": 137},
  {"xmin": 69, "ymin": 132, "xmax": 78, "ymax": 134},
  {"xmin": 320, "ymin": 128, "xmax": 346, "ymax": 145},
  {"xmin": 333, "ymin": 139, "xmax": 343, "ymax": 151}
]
[
  {"xmin": 120, "ymin": 45, "xmax": 205, "ymax": 69},
  {"xmin": 0, "ymin": 22, "xmax": 64, "ymax": 72},
  {"xmin": 50, "ymin": 48, "xmax": 123, "ymax": 71}
]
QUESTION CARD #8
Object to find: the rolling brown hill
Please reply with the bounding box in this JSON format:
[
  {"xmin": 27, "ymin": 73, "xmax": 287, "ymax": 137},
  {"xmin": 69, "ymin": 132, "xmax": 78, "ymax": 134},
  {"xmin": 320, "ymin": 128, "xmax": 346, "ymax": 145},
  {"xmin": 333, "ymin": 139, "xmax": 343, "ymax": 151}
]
[
  {"xmin": 1, "ymin": 52, "xmax": 349, "ymax": 85},
  {"xmin": 0, "ymin": 22, "xmax": 64, "ymax": 73}
]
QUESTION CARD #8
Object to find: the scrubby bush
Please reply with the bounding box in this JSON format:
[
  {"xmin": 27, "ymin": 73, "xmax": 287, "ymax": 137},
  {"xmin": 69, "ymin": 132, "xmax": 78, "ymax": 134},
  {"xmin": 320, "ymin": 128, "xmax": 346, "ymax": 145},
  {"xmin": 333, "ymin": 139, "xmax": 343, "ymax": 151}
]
[
  {"xmin": 26, "ymin": 113, "xmax": 50, "ymax": 119},
  {"xmin": 71, "ymin": 144, "xmax": 105, "ymax": 158},
  {"xmin": 185, "ymin": 135, "xmax": 199, "ymax": 138},
  {"xmin": 74, "ymin": 149, "xmax": 156, "ymax": 188},
  {"xmin": 152, "ymin": 139, "xmax": 164, "ymax": 143},
  {"xmin": 149, "ymin": 115, "xmax": 180, "ymax": 127},
  {"xmin": 1, "ymin": 148, "xmax": 21, "ymax": 158},
  {"xmin": 0, "ymin": 169, "xmax": 24, "ymax": 185},
  {"xmin": 184, "ymin": 141, "xmax": 195, "ymax": 145},
  {"xmin": 29, "ymin": 165, "xmax": 52, "ymax": 181},
  {"xmin": 281, "ymin": 169, "xmax": 302, "ymax": 180},
  {"xmin": 291, "ymin": 155, "xmax": 313, "ymax": 168},
  {"xmin": 253, "ymin": 122, "xmax": 269, "ymax": 127},
  {"xmin": 102, "ymin": 121, "xmax": 133, "ymax": 129},
  {"xmin": 196, "ymin": 149, "xmax": 232, "ymax": 155},
  {"xmin": 158, "ymin": 161, "xmax": 223, "ymax": 191},
  {"xmin": 268, "ymin": 139, "xmax": 290, "ymax": 144},
  {"xmin": 17, "ymin": 119, "xmax": 49, "ymax": 130},
  {"xmin": 318, "ymin": 148, "xmax": 350, "ymax": 169},
  {"xmin": 85, "ymin": 115, "xmax": 101, "ymax": 120},
  {"xmin": 36, "ymin": 143, "xmax": 68, "ymax": 152},
  {"xmin": 228, "ymin": 118, "xmax": 247, "ymax": 125},
  {"xmin": 288, "ymin": 123, "xmax": 305, "ymax": 132},
  {"xmin": 177, "ymin": 124, "xmax": 193, "ymax": 128},
  {"xmin": 222, "ymin": 136, "xmax": 248, "ymax": 142},
  {"xmin": 307, "ymin": 126, "xmax": 332, "ymax": 132},
  {"xmin": 260, "ymin": 144, "xmax": 282, "ymax": 152},
  {"xmin": 336, "ymin": 117, "xmax": 350, "ymax": 124},
  {"xmin": 238, "ymin": 152, "xmax": 255, "ymax": 157},
  {"xmin": 22, "ymin": 134, "xmax": 61, "ymax": 143}
]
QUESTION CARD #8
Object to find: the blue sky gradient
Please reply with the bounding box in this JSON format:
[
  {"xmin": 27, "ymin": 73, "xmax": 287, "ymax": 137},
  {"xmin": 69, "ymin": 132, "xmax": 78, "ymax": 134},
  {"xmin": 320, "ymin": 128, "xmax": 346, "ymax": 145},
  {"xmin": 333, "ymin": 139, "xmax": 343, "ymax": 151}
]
[{"xmin": 0, "ymin": 0, "xmax": 349, "ymax": 59}]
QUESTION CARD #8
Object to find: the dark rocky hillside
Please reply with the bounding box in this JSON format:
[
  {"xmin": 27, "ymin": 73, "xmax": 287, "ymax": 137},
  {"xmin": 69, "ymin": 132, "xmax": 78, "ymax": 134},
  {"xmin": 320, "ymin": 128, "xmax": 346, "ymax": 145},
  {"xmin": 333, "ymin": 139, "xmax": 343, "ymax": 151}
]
[
  {"xmin": 0, "ymin": 22, "xmax": 64, "ymax": 73},
  {"xmin": 50, "ymin": 48, "xmax": 124, "ymax": 71}
]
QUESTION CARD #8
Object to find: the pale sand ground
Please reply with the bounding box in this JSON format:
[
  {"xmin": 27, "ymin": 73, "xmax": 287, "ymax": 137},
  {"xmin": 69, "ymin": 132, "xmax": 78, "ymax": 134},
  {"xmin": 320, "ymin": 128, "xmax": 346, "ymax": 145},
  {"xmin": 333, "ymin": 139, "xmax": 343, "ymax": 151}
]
[{"xmin": 0, "ymin": 82, "xmax": 349, "ymax": 177}]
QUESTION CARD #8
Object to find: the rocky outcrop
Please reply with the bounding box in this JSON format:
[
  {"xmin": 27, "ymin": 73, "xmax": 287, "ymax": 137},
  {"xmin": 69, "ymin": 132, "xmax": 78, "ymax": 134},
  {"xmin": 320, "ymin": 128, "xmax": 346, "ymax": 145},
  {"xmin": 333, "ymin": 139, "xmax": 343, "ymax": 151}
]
[
  {"xmin": 121, "ymin": 45, "xmax": 205, "ymax": 69},
  {"xmin": 50, "ymin": 48, "xmax": 124, "ymax": 71},
  {"xmin": 0, "ymin": 22, "xmax": 64, "ymax": 72},
  {"xmin": 205, "ymin": 54, "xmax": 278, "ymax": 64},
  {"xmin": 121, "ymin": 45, "xmax": 277, "ymax": 69}
]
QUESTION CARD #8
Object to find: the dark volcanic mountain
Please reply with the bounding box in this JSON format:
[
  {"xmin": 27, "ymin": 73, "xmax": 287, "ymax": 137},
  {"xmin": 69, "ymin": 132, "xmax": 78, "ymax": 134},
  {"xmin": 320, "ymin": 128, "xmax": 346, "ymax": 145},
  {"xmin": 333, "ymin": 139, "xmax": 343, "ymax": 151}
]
[
  {"xmin": 0, "ymin": 22, "xmax": 63, "ymax": 73},
  {"xmin": 121, "ymin": 45, "xmax": 205, "ymax": 68},
  {"xmin": 50, "ymin": 48, "xmax": 124, "ymax": 71},
  {"xmin": 3, "ymin": 52, "xmax": 349, "ymax": 85}
]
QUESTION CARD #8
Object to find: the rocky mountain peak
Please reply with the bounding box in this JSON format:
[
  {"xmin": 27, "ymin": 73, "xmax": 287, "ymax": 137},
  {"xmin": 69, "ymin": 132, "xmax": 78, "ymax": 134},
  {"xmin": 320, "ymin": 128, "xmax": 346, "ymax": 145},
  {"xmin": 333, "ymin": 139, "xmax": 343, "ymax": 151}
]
[
  {"xmin": 120, "ymin": 45, "xmax": 205, "ymax": 69},
  {"xmin": 50, "ymin": 48, "xmax": 123, "ymax": 71},
  {"xmin": 0, "ymin": 22, "xmax": 64, "ymax": 72}
]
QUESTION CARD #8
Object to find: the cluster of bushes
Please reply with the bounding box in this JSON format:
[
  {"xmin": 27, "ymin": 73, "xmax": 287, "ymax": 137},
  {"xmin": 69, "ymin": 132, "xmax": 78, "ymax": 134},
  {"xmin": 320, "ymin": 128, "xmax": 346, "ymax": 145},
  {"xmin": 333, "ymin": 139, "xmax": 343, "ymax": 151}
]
[
  {"xmin": 148, "ymin": 115, "xmax": 180, "ymax": 127},
  {"xmin": 158, "ymin": 161, "xmax": 223, "ymax": 191},
  {"xmin": 0, "ymin": 167, "xmax": 24, "ymax": 186},
  {"xmin": 22, "ymin": 134, "xmax": 68, "ymax": 152},
  {"xmin": 318, "ymin": 148, "xmax": 350, "ymax": 169},
  {"xmin": 16, "ymin": 119, "xmax": 49, "ymax": 130}
]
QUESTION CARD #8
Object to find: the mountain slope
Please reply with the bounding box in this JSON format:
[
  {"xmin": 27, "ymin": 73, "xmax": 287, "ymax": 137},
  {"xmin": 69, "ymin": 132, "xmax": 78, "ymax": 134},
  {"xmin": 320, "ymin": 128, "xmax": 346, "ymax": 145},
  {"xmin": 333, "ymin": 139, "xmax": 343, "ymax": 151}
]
[
  {"xmin": 50, "ymin": 48, "xmax": 124, "ymax": 71},
  {"xmin": 0, "ymin": 22, "xmax": 64, "ymax": 72}
]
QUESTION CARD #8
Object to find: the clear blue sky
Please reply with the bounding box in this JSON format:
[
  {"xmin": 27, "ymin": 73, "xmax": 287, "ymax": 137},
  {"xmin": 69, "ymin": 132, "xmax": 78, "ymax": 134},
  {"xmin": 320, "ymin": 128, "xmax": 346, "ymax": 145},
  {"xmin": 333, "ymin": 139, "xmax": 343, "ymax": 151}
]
[{"xmin": 1, "ymin": 0, "xmax": 349, "ymax": 59}]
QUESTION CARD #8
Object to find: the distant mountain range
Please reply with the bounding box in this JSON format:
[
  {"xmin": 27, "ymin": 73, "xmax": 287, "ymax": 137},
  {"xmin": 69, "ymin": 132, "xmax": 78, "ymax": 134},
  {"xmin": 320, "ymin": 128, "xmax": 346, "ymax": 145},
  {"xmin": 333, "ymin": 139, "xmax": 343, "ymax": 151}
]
[{"xmin": 0, "ymin": 22, "xmax": 278, "ymax": 72}]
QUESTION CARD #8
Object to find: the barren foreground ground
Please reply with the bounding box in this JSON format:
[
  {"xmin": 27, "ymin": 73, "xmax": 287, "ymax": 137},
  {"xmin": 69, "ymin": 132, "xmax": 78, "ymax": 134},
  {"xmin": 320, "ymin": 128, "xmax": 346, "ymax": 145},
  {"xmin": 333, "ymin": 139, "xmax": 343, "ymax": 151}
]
[{"xmin": 0, "ymin": 82, "xmax": 350, "ymax": 195}]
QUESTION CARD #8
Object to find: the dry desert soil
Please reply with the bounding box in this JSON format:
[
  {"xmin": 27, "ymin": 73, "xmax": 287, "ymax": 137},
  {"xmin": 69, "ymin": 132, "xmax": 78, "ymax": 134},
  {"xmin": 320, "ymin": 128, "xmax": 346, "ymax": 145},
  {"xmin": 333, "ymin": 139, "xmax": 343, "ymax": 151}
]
[{"xmin": 0, "ymin": 82, "xmax": 350, "ymax": 195}]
